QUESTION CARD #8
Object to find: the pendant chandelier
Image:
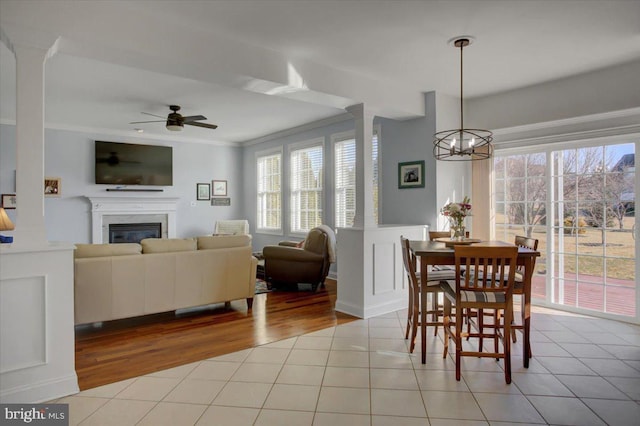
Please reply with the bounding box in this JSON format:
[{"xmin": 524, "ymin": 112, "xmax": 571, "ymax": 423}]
[{"xmin": 433, "ymin": 37, "xmax": 493, "ymax": 161}]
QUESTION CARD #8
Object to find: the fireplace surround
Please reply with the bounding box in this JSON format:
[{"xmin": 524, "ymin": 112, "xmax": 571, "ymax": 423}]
[{"xmin": 87, "ymin": 197, "xmax": 179, "ymax": 244}]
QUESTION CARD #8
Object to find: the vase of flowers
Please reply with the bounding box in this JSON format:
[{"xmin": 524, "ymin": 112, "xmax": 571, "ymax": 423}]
[{"xmin": 441, "ymin": 196, "xmax": 471, "ymax": 241}]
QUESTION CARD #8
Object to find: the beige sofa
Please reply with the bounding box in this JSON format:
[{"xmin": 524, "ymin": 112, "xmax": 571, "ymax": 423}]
[{"xmin": 74, "ymin": 235, "xmax": 258, "ymax": 325}]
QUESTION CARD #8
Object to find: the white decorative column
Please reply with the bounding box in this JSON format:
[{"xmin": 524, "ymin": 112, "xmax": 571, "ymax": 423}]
[
  {"xmin": 0, "ymin": 27, "xmax": 77, "ymax": 403},
  {"xmin": 4, "ymin": 28, "xmax": 60, "ymax": 245},
  {"xmin": 336, "ymin": 104, "xmax": 426, "ymax": 318},
  {"xmin": 348, "ymin": 103, "xmax": 376, "ymax": 228}
]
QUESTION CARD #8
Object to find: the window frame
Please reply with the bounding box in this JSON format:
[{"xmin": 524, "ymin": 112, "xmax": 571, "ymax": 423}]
[
  {"xmin": 332, "ymin": 131, "xmax": 356, "ymax": 228},
  {"xmin": 255, "ymin": 146, "xmax": 284, "ymax": 235},
  {"xmin": 288, "ymin": 137, "xmax": 325, "ymax": 236}
]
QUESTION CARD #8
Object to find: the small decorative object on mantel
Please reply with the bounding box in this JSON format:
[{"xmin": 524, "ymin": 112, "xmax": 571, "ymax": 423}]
[
  {"xmin": 398, "ymin": 160, "xmax": 425, "ymax": 189},
  {"xmin": 196, "ymin": 183, "xmax": 211, "ymax": 201},
  {"xmin": 212, "ymin": 180, "xmax": 227, "ymax": 196},
  {"xmin": 441, "ymin": 196, "xmax": 472, "ymax": 241},
  {"xmin": 44, "ymin": 177, "xmax": 61, "ymax": 197}
]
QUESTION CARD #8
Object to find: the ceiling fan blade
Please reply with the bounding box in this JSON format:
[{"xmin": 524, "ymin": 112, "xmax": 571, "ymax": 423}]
[
  {"xmin": 182, "ymin": 115, "xmax": 207, "ymax": 122},
  {"xmin": 141, "ymin": 112, "xmax": 166, "ymax": 119},
  {"xmin": 129, "ymin": 120, "xmax": 166, "ymax": 124},
  {"xmin": 186, "ymin": 121, "xmax": 218, "ymax": 130}
]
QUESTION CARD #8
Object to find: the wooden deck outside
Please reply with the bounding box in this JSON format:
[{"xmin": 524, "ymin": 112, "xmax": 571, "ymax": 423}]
[{"xmin": 531, "ymin": 274, "xmax": 636, "ymax": 317}]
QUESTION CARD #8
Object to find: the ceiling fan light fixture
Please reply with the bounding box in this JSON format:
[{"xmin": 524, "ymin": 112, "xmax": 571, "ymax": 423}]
[
  {"xmin": 433, "ymin": 36, "xmax": 493, "ymax": 161},
  {"xmin": 166, "ymin": 120, "xmax": 183, "ymax": 131}
]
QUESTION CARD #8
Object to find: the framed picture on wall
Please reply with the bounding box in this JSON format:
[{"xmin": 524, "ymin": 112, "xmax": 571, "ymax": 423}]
[
  {"xmin": 196, "ymin": 183, "xmax": 211, "ymax": 200},
  {"xmin": 398, "ymin": 160, "xmax": 425, "ymax": 188},
  {"xmin": 1, "ymin": 194, "xmax": 16, "ymax": 209},
  {"xmin": 44, "ymin": 177, "xmax": 61, "ymax": 197},
  {"xmin": 212, "ymin": 180, "xmax": 227, "ymax": 196}
]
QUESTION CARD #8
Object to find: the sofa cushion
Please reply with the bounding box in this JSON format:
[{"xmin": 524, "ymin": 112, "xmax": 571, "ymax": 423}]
[
  {"xmin": 74, "ymin": 243, "xmax": 142, "ymax": 258},
  {"xmin": 141, "ymin": 238, "xmax": 197, "ymax": 253},
  {"xmin": 197, "ymin": 234, "xmax": 252, "ymax": 250}
]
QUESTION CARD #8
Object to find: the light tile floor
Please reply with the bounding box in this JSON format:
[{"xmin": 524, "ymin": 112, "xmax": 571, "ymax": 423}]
[{"xmin": 55, "ymin": 306, "xmax": 640, "ymax": 425}]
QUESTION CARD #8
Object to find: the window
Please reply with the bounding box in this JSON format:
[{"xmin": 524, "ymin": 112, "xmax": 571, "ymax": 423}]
[
  {"xmin": 372, "ymin": 130, "xmax": 379, "ymax": 224},
  {"xmin": 335, "ymin": 137, "xmax": 356, "ymax": 227},
  {"xmin": 333, "ymin": 129, "xmax": 380, "ymax": 228},
  {"xmin": 495, "ymin": 141, "xmax": 636, "ymax": 320},
  {"xmin": 256, "ymin": 150, "xmax": 282, "ymax": 232},
  {"xmin": 290, "ymin": 141, "xmax": 323, "ymax": 233}
]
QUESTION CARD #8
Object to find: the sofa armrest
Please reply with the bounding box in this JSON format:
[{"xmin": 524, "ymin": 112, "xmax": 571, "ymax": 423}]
[{"xmin": 263, "ymin": 246, "xmax": 324, "ymax": 263}]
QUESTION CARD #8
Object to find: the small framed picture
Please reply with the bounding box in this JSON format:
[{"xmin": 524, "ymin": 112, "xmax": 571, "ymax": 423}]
[
  {"xmin": 44, "ymin": 177, "xmax": 61, "ymax": 197},
  {"xmin": 212, "ymin": 180, "xmax": 227, "ymax": 196},
  {"xmin": 398, "ymin": 160, "xmax": 425, "ymax": 189},
  {"xmin": 196, "ymin": 183, "xmax": 211, "ymax": 200},
  {"xmin": 1, "ymin": 194, "xmax": 17, "ymax": 209}
]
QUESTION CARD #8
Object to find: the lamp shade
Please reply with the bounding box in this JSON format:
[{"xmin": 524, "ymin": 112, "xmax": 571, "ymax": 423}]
[
  {"xmin": 166, "ymin": 119, "xmax": 183, "ymax": 131},
  {"xmin": 0, "ymin": 207, "xmax": 15, "ymax": 231}
]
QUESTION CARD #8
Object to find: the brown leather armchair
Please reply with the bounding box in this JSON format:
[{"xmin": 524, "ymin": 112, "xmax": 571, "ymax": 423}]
[{"xmin": 263, "ymin": 226, "xmax": 335, "ymax": 291}]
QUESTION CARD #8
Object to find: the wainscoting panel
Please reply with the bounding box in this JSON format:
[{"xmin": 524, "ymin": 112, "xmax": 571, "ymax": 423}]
[
  {"xmin": 0, "ymin": 276, "xmax": 46, "ymax": 373},
  {"xmin": 372, "ymin": 242, "xmax": 395, "ymax": 295}
]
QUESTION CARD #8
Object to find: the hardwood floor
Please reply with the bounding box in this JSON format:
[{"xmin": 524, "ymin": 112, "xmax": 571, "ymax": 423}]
[{"xmin": 75, "ymin": 279, "xmax": 356, "ymax": 390}]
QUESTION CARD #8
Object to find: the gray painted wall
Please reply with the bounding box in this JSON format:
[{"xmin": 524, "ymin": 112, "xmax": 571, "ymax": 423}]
[
  {"xmin": 467, "ymin": 59, "xmax": 640, "ymax": 130},
  {"xmin": 0, "ymin": 124, "xmax": 244, "ymax": 243}
]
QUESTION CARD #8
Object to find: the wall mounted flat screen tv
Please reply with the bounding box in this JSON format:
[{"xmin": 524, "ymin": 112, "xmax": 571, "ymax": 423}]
[{"xmin": 95, "ymin": 141, "xmax": 173, "ymax": 186}]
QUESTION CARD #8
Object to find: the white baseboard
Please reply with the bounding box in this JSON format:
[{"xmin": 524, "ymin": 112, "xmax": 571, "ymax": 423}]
[
  {"xmin": 335, "ymin": 298, "xmax": 406, "ymax": 320},
  {"xmin": 0, "ymin": 373, "xmax": 79, "ymax": 403}
]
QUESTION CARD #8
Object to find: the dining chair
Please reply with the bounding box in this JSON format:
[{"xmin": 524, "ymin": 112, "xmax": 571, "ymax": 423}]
[
  {"xmin": 511, "ymin": 236, "xmax": 539, "ymax": 349},
  {"xmin": 400, "ymin": 236, "xmax": 450, "ymax": 352},
  {"xmin": 429, "ymin": 231, "xmax": 450, "ymax": 240},
  {"xmin": 442, "ymin": 244, "xmax": 519, "ymax": 384},
  {"xmin": 466, "ymin": 236, "xmax": 538, "ymax": 357}
]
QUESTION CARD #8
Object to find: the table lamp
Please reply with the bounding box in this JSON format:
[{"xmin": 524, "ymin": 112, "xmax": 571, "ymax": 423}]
[{"xmin": 0, "ymin": 207, "xmax": 15, "ymax": 243}]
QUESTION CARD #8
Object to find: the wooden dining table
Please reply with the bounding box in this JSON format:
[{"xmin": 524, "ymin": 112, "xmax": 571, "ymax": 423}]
[{"xmin": 409, "ymin": 239, "xmax": 540, "ymax": 366}]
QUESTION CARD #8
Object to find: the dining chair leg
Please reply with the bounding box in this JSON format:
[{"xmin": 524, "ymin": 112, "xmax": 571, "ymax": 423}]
[
  {"xmin": 478, "ymin": 308, "xmax": 484, "ymax": 353},
  {"xmin": 432, "ymin": 291, "xmax": 440, "ymax": 336},
  {"xmin": 409, "ymin": 297, "xmax": 419, "ymax": 353},
  {"xmin": 405, "ymin": 289, "xmax": 413, "ymax": 340},
  {"xmin": 504, "ymin": 304, "xmax": 513, "ymax": 384},
  {"xmin": 455, "ymin": 306, "xmax": 463, "ymax": 381},
  {"xmin": 494, "ymin": 310, "xmax": 500, "ymax": 360},
  {"xmin": 443, "ymin": 298, "xmax": 452, "ymax": 358}
]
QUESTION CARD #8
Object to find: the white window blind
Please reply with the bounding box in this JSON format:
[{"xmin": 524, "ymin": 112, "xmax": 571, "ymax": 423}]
[
  {"xmin": 290, "ymin": 144, "xmax": 323, "ymax": 233},
  {"xmin": 334, "ymin": 131, "xmax": 380, "ymax": 227},
  {"xmin": 256, "ymin": 152, "xmax": 282, "ymax": 231},
  {"xmin": 335, "ymin": 138, "xmax": 356, "ymax": 227},
  {"xmin": 372, "ymin": 131, "xmax": 379, "ymax": 224}
]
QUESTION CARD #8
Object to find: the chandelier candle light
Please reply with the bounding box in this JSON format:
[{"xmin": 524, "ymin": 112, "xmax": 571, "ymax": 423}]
[
  {"xmin": 433, "ymin": 37, "xmax": 493, "ymax": 161},
  {"xmin": 441, "ymin": 196, "xmax": 471, "ymax": 240}
]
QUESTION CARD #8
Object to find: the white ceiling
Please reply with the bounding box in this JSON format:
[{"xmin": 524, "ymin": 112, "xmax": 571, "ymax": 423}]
[{"xmin": 1, "ymin": 0, "xmax": 639, "ymax": 144}]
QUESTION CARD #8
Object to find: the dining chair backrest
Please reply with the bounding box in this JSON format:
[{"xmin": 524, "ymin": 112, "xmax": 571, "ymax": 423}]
[
  {"xmin": 454, "ymin": 245, "xmax": 519, "ymax": 295},
  {"xmin": 400, "ymin": 236, "xmax": 418, "ymax": 281},
  {"xmin": 514, "ymin": 235, "xmax": 538, "ymax": 251},
  {"xmin": 429, "ymin": 231, "xmax": 450, "ymax": 241},
  {"xmin": 514, "ymin": 235, "xmax": 538, "ymax": 275}
]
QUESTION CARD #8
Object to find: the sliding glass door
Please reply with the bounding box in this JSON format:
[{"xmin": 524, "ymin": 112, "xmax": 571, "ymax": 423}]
[
  {"xmin": 550, "ymin": 144, "xmax": 636, "ymax": 317},
  {"xmin": 495, "ymin": 141, "xmax": 637, "ymax": 321}
]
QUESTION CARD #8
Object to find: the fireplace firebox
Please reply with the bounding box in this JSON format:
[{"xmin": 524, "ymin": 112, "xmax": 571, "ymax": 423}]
[{"xmin": 109, "ymin": 223, "xmax": 162, "ymax": 244}]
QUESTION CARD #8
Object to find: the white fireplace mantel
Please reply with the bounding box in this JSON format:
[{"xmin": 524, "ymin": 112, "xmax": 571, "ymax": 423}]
[{"xmin": 86, "ymin": 196, "xmax": 180, "ymax": 243}]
